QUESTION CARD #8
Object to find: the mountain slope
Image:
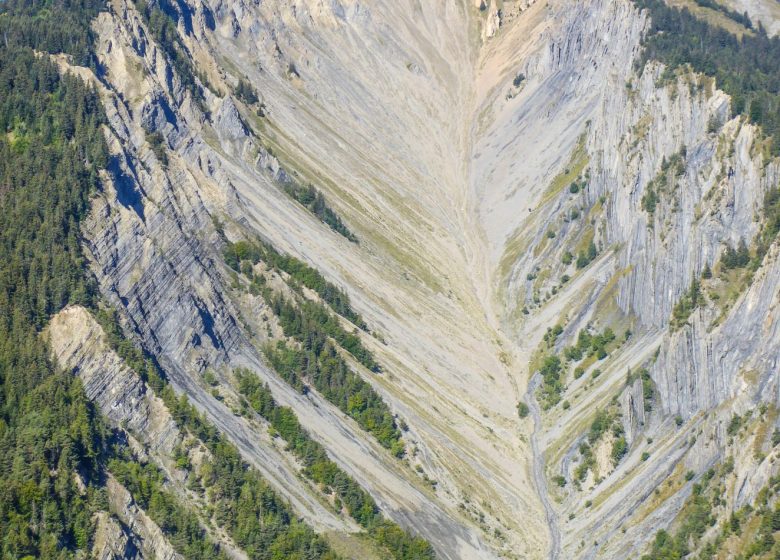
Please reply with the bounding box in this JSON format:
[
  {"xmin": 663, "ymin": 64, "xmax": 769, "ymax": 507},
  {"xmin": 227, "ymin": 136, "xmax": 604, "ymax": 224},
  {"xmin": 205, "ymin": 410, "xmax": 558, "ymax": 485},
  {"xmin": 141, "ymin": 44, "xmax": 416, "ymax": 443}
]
[{"xmin": 4, "ymin": 0, "xmax": 780, "ymax": 558}]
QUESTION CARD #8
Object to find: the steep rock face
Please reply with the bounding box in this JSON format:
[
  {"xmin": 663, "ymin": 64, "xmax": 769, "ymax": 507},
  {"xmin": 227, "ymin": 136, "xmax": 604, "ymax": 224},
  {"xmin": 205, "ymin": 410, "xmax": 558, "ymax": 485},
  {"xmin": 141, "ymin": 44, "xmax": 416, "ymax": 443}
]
[
  {"xmin": 63, "ymin": 0, "xmax": 780, "ymax": 557},
  {"xmin": 472, "ymin": 0, "xmax": 647, "ymax": 263},
  {"xmin": 591, "ymin": 63, "xmax": 780, "ymax": 419},
  {"xmin": 48, "ymin": 300, "xmax": 355, "ymax": 541},
  {"xmin": 486, "ymin": 1, "xmax": 780, "ymax": 557},
  {"xmin": 87, "ymin": 2, "xmax": 249, "ymax": 378},
  {"xmin": 49, "ymin": 306, "xmax": 180, "ymax": 456},
  {"xmin": 49, "ymin": 308, "xmax": 183, "ymax": 559},
  {"xmin": 105, "ymin": 476, "xmax": 181, "ymax": 560},
  {"xmin": 82, "ymin": 2, "xmax": 502, "ymax": 557},
  {"xmin": 82, "ymin": 0, "xmax": 544, "ymax": 557},
  {"xmin": 92, "ymin": 512, "xmax": 144, "ymax": 560}
]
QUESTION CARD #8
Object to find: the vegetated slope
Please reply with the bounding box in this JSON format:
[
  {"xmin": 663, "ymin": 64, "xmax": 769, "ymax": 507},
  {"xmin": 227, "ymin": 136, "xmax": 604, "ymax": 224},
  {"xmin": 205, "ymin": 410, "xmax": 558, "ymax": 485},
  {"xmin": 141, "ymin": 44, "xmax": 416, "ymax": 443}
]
[
  {"xmin": 6, "ymin": 0, "xmax": 780, "ymax": 558},
  {"xmin": 0, "ymin": 5, "xmax": 110, "ymax": 554}
]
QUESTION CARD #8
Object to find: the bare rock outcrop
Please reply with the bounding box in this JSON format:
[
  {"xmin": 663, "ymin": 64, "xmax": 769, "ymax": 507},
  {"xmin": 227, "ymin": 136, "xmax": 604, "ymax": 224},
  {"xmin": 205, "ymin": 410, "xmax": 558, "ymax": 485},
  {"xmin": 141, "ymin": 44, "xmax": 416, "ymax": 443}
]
[
  {"xmin": 92, "ymin": 511, "xmax": 144, "ymax": 560},
  {"xmin": 105, "ymin": 476, "xmax": 181, "ymax": 560},
  {"xmin": 49, "ymin": 306, "xmax": 180, "ymax": 455}
]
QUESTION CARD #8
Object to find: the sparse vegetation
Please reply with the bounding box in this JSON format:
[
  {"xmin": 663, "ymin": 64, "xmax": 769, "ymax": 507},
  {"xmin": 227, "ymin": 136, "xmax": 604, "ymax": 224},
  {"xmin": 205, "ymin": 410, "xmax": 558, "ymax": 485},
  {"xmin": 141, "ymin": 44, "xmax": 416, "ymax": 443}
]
[
  {"xmin": 269, "ymin": 294, "xmax": 377, "ymax": 371},
  {"xmin": 99, "ymin": 310, "xmax": 342, "ymax": 559},
  {"xmin": 635, "ymin": 464, "xmax": 775, "ymax": 560},
  {"xmin": 575, "ymin": 406, "xmax": 627, "ymax": 482},
  {"xmin": 151, "ymin": 363, "xmax": 339, "ymax": 558},
  {"xmin": 641, "ymin": 149, "xmax": 686, "ymax": 220},
  {"xmin": 563, "ymin": 327, "xmax": 617, "ymax": 362},
  {"xmin": 535, "ymin": 325, "xmax": 621, "ymax": 409},
  {"xmin": 223, "ymin": 239, "xmax": 404, "ymax": 453},
  {"xmin": 133, "ymin": 0, "xmax": 210, "ymax": 111}
]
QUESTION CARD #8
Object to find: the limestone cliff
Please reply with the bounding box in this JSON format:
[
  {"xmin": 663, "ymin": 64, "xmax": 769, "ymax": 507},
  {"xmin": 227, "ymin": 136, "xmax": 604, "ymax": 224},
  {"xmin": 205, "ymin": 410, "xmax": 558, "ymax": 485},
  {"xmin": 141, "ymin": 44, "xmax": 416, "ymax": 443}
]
[{"xmin": 46, "ymin": 0, "xmax": 780, "ymax": 557}]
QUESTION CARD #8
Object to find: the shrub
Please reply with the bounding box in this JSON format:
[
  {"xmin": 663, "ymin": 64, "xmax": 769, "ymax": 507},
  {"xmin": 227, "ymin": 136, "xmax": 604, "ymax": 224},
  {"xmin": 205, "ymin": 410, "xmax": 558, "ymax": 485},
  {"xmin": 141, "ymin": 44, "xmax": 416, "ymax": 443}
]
[
  {"xmin": 727, "ymin": 414, "xmax": 742, "ymax": 436},
  {"xmin": 611, "ymin": 437, "xmax": 628, "ymax": 465},
  {"xmin": 517, "ymin": 402, "xmax": 530, "ymax": 418},
  {"xmin": 576, "ymin": 241, "xmax": 598, "ymax": 269},
  {"xmin": 235, "ymin": 77, "xmax": 258, "ymax": 104},
  {"xmin": 146, "ymin": 130, "xmax": 168, "ymax": 168},
  {"xmin": 671, "ymin": 277, "xmax": 702, "ymax": 326},
  {"xmin": 642, "ymin": 186, "xmax": 658, "ymax": 215}
]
